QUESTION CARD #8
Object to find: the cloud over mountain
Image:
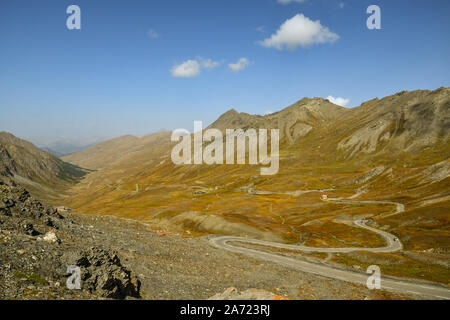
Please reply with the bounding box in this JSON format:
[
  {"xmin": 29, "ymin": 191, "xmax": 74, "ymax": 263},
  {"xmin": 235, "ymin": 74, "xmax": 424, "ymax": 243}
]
[{"xmin": 327, "ymin": 95, "xmax": 350, "ymax": 107}]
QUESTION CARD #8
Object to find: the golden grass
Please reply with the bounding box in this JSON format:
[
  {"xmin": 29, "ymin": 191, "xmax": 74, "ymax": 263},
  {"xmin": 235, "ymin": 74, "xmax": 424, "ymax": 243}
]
[
  {"xmin": 61, "ymin": 139, "xmax": 450, "ymax": 284},
  {"xmin": 332, "ymin": 251, "xmax": 450, "ymax": 285}
]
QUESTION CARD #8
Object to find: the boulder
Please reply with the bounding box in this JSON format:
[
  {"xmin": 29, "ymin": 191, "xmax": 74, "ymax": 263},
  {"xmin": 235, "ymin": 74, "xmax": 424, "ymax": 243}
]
[
  {"xmin": 42, "ymin": 230, "xmax": 59, "ymax": 243},
  {"xmin": 69, "ymin": 247, "xmax": 140, "ymax": 299}
]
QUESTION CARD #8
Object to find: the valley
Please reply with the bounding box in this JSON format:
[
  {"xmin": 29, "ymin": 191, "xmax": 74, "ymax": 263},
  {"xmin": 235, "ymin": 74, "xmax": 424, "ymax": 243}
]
[{"xmin": 1, "ymin": 87, "xmax": 449, "ymax": 299}]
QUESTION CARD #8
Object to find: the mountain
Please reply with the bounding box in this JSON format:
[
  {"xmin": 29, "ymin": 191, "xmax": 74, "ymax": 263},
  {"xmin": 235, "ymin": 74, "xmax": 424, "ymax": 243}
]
[
  {"xmin": 61, "ymin": 87, "xmax": 450, "ymax": 192},
  {"xmin": 335, "ymin": 88, "xmax": 450, "ymax": 160},
  {"xmin": 63, "ymin": 87, "xmax": 449, "ymax": 185},
  {"xmin": 0, "ymin": 132, "xmax": 88, "ymax": 200},
  {"xmin": 209, "ymin": 97, "xmax": 349, "ymax": 144},
  {"xmin": 62, "ymin": 86, "xmax": 449, "ymax": 209}
]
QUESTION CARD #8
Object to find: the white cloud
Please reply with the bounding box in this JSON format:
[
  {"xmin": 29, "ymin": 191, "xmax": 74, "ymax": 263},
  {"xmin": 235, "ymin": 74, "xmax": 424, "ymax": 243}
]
[
  {"xmin": 170, "ymin": 58, "xmax": 221, "ymax": 78},
  {"xmin": 147, "ymin": 29, "xmax": 159, "ymax": 39},
  {"xmin": 327, "ymin": 95, "xmax": 350, "ymax": 107},
  {"xmin": 264, "ymin": 110, "xmax": 273, "ymax": 115},
  {"xmin": 200, "ymin": 58, "xmax": 221, "ymax": 69},
  {"xmin": 339, "ymin": 2, "xmax": 345, "ymax": 9},
  {"xmin": 259, "ymin": 14, "xmax": 339, "ymax": 50},
  {"xmin": 228, "ymin": 57, "xmax": 251, "ymax": 72},
  {"xmin": 277, "ymin": 0, "xmax": 307, "ymax": 4},
  {"xmin": 171, "ymin": 60, "xmax": 201, "ymax": 78}
]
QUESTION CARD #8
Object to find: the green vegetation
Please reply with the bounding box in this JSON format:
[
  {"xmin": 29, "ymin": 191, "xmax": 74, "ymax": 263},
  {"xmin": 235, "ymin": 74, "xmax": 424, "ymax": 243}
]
[{"xmin": 13, "ymin": 271, "xmax": 49, "ymax": 286}]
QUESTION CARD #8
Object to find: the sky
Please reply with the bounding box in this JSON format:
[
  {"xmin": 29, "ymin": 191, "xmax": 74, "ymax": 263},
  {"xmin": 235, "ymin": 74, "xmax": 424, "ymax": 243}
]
[{"xmin": 0, "ymin": 0, "xmax": 449, "ymax": 147}]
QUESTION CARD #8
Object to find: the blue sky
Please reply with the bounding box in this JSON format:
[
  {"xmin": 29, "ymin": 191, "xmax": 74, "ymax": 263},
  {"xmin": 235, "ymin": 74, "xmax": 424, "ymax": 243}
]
[{"xmin": 0, "ymin": 0, "xmax": 449, "ymax": 146}]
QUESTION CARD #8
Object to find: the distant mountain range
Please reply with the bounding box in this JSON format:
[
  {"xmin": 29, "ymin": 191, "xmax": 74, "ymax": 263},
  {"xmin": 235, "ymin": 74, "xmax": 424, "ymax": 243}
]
[
  {"xmin": 63, "ymin": 87, "xmax": 450, "ymax": 172},
  {"xmin": 53, "ymin": 88, "xmax": 448, "ymax": 234},
  {"xmin": 37, "ymin": 138, "xmax": 107, "ymax": 156},
  {"xmin": 2, "ymin": 87, "xmax": 449, "ymax": 233}
]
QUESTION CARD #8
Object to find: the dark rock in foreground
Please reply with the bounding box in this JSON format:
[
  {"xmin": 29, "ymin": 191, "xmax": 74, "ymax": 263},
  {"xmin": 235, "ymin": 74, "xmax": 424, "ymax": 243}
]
[
  {"xmin": 0, "ymin": 184, "xmax": 140, "ymax": 299},
  {"xmin": 68, "ymin": 247, "xmax": 140, "ymax": 299}
]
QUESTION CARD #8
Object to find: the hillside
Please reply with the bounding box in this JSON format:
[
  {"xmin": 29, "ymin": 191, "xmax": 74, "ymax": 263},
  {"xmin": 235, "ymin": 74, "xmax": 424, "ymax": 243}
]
[
  {"xmin": 2, "ymin": 183, "xmax": 408, "ymax": 300},
  {"xmin": 63, "ymin": 87, "xmax": 450, "ymax": 192},
  {"xmin": 64, "ymin": 87, "xmax": 449, "ymax": 172},
  {"xmin": 335, "ymin": 88, "xmax": 450, "ymax": 161},
  {"xmin": 0, "ymin": 132, "xmax": 88, "ymax": 201}
]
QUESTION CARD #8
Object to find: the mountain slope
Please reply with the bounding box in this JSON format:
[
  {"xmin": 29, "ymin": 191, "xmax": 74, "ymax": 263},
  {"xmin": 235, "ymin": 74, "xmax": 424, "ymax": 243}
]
[
  {"xmin": 63, "ymin": 86, "xmax": 449, "ymax": 214},
  {"xmin": 0, "ymin": 132, "xmax": 88, "ymax": 200},
  {"xmin": 209, "ymin": 97, "xmax": 349, "ymax": 143},
  {"xmin": 336, "ymin": 88, "xmax": 450, "ymax": 160},
  {"xmin": 63, "ymin": 88, "xmax": 449, "ymax": 177}
]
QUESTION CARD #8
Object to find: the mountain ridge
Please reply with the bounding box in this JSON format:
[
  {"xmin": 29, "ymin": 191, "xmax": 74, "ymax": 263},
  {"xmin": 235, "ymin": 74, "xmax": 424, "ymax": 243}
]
[{"xmin": 61, "ymin": 87, "xmax": 450, "ymax": 172}]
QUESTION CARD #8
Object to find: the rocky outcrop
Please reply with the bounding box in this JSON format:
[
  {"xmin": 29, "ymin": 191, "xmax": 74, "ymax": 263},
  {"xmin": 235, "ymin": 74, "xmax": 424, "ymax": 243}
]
[
  {"xmin": 341, "ymin": 166, "xmax": 386, "ymax": 186},
  {"xmin": 67, "ymin": 247, "xmax": 140, "ymax": 299},
  {"xmin": 0, "ymin": 184, "xmax": 140, "ymax": 299},
  {"xmin": 419, "ymin": 160, "xmax": 450, "ymax": 184}
]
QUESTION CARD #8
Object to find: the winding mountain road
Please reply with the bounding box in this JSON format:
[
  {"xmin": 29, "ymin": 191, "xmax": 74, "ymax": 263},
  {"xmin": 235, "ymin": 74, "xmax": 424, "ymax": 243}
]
[
  {"xmin": 211, "ymin": 219, "xmax": 402, "ymax": 254},
  {"xmin": 209, "ymin": 194, "xmax": 450, "ymax": 299},
  {"xmin": 106, "ymin": 183, "xmax": 448, "ymax": 298}
]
